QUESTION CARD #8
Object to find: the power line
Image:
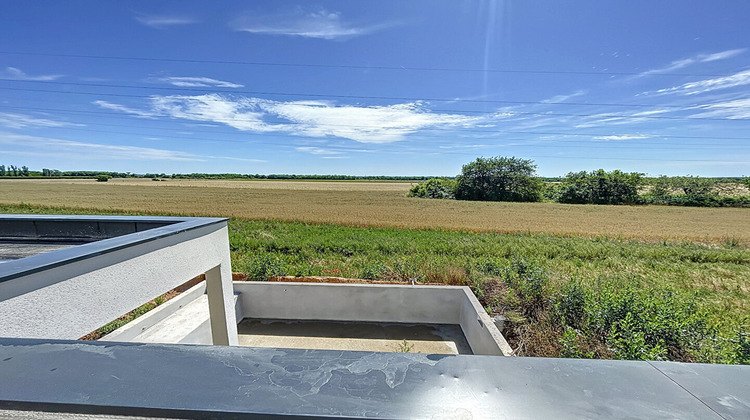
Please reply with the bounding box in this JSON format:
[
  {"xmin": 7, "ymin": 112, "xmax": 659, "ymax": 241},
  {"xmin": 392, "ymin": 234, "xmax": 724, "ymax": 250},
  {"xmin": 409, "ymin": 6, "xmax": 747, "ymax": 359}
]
[
  {"xmin": 1, "ymin": 85, "xmax": 747, "ymax": 122},
  {"xmin": 0, "ymin": 50, "xmax": 737, "ymax": 77},
  {"xmin": 5, "ymin": 122, "xmax": 747, "ymax": 152},
  {"xmin": 0, "ymin": 78, "xmax": 734, "ymax": 109},
  {"xmin": 1, "ymin": 104, "xmax": 749, "ymax": 144}
]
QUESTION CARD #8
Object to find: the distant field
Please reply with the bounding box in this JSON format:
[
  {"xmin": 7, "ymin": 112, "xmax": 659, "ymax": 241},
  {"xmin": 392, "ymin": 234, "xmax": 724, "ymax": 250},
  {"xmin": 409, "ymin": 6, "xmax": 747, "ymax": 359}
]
[{"xmin": 1, "ymin": 178, "xmax": 748, "ymax": 244}]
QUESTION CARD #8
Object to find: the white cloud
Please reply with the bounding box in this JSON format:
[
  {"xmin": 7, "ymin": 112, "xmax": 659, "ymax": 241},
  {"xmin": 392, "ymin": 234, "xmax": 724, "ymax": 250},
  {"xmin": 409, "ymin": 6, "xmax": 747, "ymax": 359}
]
[
  {"xmin": 93, "ymin": 100, "xmax": 159, "ymax": 118},
  {"xmin": 0, "ymin": 113, "xmax": 82, "ymax": 129},
  {"xmin": 135, "ymin": 15, "xmax": 197, "ymax": 29},
  {"xmin": 689, "ymin": 98, "xmax": 750, "ymax": 119},
  {"xmin": 296, "ymin": 146, "xmax": 343, "ymax": 155},
  {"xmin": 0, "ymin": 132, "xmax": 201, "ymax": 161},
  {"xmin": 157, "ymin": 77, "xmax": 243, "ymax": 88},
  {"xmin": 574, "ymin": 109, "xmax": 671, "ymax": 128},
  {"xmin": 268, "ymin": 100, "xmax": 481, "ymax": 143},
  {"xmin": 205, "ymin": 155, "xmax": 267, "ymax": 163},
  {"xmin": 592, "ymin": 134, "xmax": 653, "ymax": 141},
  {"xmin": 653, "ymin": 69, "xmax": 750, "ymax": 96},
  {"xmin": 634, "ymin": 49, "xmax": 746, "ymax": 78},
  {"xmin": 541, "ymin": 90, "xmax": 587, "ymax": 104},
  {"xmin": 150, "ymin": 95, "xmax": 282, "ymax": 132},
  {"xmin": 0, "ymin": 67, "xmax": 62, "ymax": 81},
  {"xmin": 101, "ymin": 94, "xmax": 487, "ymax": 143},
  {"xmin": 231, "ymin": 9, "xmax": 392, "ymax": 40}
]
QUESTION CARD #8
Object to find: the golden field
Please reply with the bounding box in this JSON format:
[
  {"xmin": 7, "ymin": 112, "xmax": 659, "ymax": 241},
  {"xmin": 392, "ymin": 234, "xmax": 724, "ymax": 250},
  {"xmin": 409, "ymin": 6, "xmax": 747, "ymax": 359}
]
[{"xmin": 1, "ymin": 178, "xmax": 748, "ymax": 243}]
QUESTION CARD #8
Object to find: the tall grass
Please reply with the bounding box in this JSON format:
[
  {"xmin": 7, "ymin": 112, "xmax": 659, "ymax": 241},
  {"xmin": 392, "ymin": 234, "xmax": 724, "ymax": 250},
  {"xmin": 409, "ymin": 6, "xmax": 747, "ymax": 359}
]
[{"xmin": 1, "ymin": 204, "xmax": 748, "ymax": 363}]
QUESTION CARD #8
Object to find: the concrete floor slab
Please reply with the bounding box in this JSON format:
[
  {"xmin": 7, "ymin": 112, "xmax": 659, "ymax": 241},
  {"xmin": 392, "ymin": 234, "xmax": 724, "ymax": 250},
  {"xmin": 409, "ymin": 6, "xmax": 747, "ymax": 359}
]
[
  {"xmin": 237, "ymin": 318, "xmax": 472, "ymax": 354},
  {"xmin": 0, "ymin": 241, "xmax": 82, "ymax": 261}
]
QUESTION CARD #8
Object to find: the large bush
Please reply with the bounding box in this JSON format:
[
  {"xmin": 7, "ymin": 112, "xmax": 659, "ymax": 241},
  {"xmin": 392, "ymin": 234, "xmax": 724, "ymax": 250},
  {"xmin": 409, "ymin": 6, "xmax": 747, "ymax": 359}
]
[
  {"xmin": 408, "ymin": 178, "xmax": 456, "ymax": 199},
  {"xmin": 454, "ymin": 156, "xmax": 544, "ymax": 202},
  {"xmin": 557, "ymin": 169, "xmax": 642, "ymax": 205}
]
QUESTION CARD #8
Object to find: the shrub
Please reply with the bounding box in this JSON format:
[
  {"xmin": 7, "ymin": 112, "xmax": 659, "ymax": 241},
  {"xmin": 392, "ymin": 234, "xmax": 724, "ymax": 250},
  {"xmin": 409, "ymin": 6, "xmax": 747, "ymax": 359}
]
[
  {"xmin": 247, "ymin": 254, "xmax": 287, "ymax": 280},
  {"xmin": 454, "ymin": 156, "xmax": 544, "ymax": 202},
  {"xmin": 407, "ymin": 178, "xmax": 456, "ymax": 199},
  {"xmin": 557, "ymin": 169, "xmax": 643, "ymax": 205},
  {"xmin": 95, "ymin": 174, "xmax": 110, "ymax": 182},
  {"xmin": 555, "ymin": 278, "xmax": 587, "ymax": 329},
  {"xmin": 501, "ymin": 258, "xmax": 549, "ymax": 317},
  {"xmin": 640, "ymin": 194, "xmax": 750, "ymax": 208},
  {"xmin": 360, "ymin": 261, "xmax": 387, "ymax": 280}
]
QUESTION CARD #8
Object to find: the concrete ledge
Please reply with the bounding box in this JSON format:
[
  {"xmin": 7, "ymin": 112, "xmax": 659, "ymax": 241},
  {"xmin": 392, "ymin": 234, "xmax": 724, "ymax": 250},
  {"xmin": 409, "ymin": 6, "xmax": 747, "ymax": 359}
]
[
  {"xmin": 0, "ymin": 215, "xmax": 238, "ymax": 345},
  {"xmin": 102, "ymin": 282, "xmax": 243, "ymax": 345},
  {"xmin": 234, "ymin": 281, "xmax": 512, "ymax": 356},
  {"xmin": 2, "ymin": 338, "xmax": 748, "ymax": 419}
]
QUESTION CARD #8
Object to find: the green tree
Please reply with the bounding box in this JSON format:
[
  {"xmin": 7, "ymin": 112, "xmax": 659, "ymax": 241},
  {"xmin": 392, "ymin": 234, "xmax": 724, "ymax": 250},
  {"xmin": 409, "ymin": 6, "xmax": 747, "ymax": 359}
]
[
  {"xmin": 0, "ymin": 165, "xmax": 5, "ymax": 176},
  {"xmin": 672, "ymin": 176, "xmax": 716, "ymax": 196},
  {"xmin": 454, "ymin": 156, "xmax": 544, "ymax": 202},
  {"xmin": 648, "ymin": 175, "xmax": 672, "ymax": 198},
  {"xmin": 557, "ymin": 169, "xmax": 643, "ymax": 205}
]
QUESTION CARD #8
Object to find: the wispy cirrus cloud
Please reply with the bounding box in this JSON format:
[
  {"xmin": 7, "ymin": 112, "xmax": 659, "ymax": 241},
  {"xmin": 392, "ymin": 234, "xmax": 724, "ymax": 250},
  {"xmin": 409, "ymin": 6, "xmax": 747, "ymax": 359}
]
[
  {"xmin": 135, "ymin": 15, "xmax": 197, "ymax": 29},
  {"xmin": 0, "ymin": 113, "xmax": 82, "ymax": 129},
  {"xmin": 541, "ymin": 90, "xmax": 587, "ymax": 104},
  {"xmin": 574, "ymin": 109, "xmax": 671, "ymax": 128},
  {"xmin": 0, "ymin": 67, "xmax": 62, "ymax": 81},
  {"xmin": 634, "ymin": 48, "xmax": 746, "ymax": 78},
  {"xmin": 592, "ymin": 134, "xmax": 653, "ymax": 141},
  {"xmin": 688, "ymin": 98, "xmax": 750, "ymax": 119},
  {"xmin": 0, "ymin": 132, "xmax": 201, "ymax": 161},
  {"xmin": 97, "ymin": 94, "xmax": 488, "ymax": 143},
  {"xmin": 156, "ymin": 76, "xmax": 243, "ymax": 88},
  {"xmin": 93, "ymin": 100, "xmax": 159, "ymax": 118},
  {"xmin": 231, "ymin": 9, "xmax": 394, "ymax": 40},
  {"xmin": 296, "ymin": 146, "xmax": 343, "ymax": 155},
  {"xmin": 651, "ymin": 69, "xmax": 750, "ymax": 96}
]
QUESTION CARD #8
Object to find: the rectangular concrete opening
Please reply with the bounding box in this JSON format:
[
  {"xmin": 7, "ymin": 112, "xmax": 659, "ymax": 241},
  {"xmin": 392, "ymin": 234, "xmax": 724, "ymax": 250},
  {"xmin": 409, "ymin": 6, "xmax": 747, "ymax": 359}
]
[{"xmin": 237, "ymin": 318, "xmax": 473, "ymax": 354}]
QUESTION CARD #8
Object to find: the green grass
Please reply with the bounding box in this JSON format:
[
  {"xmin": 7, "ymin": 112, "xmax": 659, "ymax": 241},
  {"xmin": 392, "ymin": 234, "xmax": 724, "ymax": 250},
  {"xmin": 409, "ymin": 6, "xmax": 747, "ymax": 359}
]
[{"xmin": 2, "ymin": 203, "xmax": 748, "ymax": 363}]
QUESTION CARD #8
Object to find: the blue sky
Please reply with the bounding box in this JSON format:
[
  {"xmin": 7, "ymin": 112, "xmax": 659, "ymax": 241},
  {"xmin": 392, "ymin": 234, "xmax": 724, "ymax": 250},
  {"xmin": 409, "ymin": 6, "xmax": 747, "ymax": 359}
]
[{"xmin": 0, "ymin": 1, "xmax": 748, "ymax": 176}]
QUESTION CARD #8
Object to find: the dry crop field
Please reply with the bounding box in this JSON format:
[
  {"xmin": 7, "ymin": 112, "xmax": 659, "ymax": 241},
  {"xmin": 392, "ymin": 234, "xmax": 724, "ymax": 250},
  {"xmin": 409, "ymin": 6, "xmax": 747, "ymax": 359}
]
[{"xmin": 1, "ymin": 178, "xmax": 748, "ymax": 244}]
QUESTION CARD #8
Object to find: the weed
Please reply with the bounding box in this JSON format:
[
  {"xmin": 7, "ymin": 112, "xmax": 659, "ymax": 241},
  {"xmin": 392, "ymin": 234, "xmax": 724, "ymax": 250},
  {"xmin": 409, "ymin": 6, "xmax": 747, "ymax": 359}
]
[{"xmin": 396, "ymin": 339, "xmax": 415, "ymax": 353}]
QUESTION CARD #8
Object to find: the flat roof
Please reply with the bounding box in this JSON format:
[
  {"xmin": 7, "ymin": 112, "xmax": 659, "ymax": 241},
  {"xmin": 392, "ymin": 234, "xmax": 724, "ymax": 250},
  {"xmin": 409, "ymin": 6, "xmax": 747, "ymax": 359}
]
[{"xmin": 0, "ymin": 214, "xmax": 227, "ymax": 283}]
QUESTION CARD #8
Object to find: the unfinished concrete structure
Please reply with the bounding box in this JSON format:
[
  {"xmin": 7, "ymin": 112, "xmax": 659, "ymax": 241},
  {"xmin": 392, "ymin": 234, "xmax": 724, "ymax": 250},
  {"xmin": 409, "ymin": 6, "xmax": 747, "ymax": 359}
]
[{"xmin": 1, "ymin": 214, "xmax": 748, "ymax": 419}]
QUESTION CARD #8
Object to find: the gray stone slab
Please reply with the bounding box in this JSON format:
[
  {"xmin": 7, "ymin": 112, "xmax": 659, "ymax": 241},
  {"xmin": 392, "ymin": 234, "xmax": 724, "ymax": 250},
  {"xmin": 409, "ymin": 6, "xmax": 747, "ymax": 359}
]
[
  {"xmin": 650, "ymin": 361, "xmax": 750, "ymax": 419},
  {"xmin": 0, "ymin": 338, "xmax": 729, "ymax": 419}
]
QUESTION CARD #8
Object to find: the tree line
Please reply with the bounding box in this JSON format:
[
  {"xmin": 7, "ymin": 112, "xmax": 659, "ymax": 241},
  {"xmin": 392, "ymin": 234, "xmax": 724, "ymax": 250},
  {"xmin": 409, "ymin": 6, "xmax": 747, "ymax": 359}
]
[
  {"xmin": 0, "ymin": 166, "xmax": 430, "ymax": 181},
  {"xmin": 0, "ymin": 165, "xmax": 30, "ymax": 176},
  {"xmin": 408, "ymin": 156, "xmax": 750, "ymax": 208}
]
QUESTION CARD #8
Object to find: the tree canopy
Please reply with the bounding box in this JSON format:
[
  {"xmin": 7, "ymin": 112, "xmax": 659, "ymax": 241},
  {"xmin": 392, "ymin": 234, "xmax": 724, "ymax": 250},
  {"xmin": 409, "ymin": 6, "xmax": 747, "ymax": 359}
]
[{"xmin": 454, "ymin": 156, "xmax": 544, "ymax": 202}]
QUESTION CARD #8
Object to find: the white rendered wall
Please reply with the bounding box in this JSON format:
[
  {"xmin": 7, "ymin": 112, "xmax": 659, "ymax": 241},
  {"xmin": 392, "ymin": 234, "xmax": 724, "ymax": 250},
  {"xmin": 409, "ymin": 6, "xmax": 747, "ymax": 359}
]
[{"xmin": 0, "ymin": 224, "xmax": 237, "ymax": 344}]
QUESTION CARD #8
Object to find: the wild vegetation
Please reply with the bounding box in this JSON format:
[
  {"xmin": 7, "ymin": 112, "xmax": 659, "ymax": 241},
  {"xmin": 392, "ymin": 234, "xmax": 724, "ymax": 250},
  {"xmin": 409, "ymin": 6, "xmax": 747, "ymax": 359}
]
[
  {"xmin": 409, "ymin": 156, "xmax": 750, "ymax": 208},
  {"xmin": 3, "ymin": 202, "xmax": 749, "ymax": 363},
  {"xmin": 1, "ymin": 178, "xmax": 748, "ymax": 363}
]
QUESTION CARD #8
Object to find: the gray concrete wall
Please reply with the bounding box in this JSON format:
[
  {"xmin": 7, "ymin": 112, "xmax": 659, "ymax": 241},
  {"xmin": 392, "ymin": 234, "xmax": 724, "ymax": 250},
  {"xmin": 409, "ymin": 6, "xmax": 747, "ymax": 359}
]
[
  {"xmin": 233, "ymin": 281, "xmax": 511, "ymax": 355},
  {"xmin": 235, "ymin": 281, "xmax": 463, "ymax": 324},
  {"xmin": 459, "ymin": 290, "xmax": 514, "ymax": 356},
  {"xmin": 0, "ymin": 223, "xmax": 237, "ymax": 344}
]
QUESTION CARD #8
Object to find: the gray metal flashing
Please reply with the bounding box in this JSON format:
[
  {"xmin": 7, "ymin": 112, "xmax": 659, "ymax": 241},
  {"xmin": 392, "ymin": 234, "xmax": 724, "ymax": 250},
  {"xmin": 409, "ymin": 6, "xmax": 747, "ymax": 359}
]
[
  {"xmin": 0, "ymin": 215, "xmax": 228, "ymax": 283},
  {"xmin": 0, "ymin": 338, "xmax": 748, "ymax": 419}
]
